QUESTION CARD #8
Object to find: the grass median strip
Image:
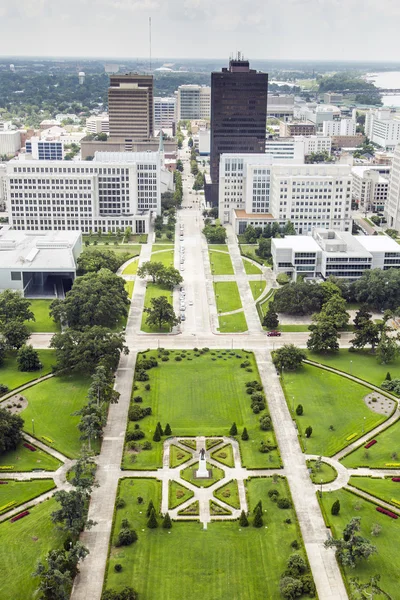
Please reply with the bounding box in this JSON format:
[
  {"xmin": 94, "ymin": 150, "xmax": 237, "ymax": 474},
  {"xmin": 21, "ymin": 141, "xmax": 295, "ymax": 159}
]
[{"xmin": 214, "ymin": 282, "xmax": 242, "ymax": 313}]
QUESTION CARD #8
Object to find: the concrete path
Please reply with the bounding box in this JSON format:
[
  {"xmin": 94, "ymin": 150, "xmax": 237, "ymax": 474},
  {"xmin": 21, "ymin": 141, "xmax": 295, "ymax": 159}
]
[{"xmin": 255, "ymin": 350, "xmax": 348, "ymax": 599}]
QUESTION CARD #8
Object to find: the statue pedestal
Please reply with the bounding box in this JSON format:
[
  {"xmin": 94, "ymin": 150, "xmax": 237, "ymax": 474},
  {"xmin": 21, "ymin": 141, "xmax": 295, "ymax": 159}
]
[{"xmin": 196, "ymin": 457, "xmax": 209, "ymax": 479}]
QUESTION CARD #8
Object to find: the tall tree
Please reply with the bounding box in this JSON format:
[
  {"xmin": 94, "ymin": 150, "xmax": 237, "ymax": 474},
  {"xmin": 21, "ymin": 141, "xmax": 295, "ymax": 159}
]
[
  {"xmin": 350, "ymin": 320, "xmax": 380, "ymax": 352},
  {"xmin": 0, "ymin": 289, "xmax": 34, "ymax": 323},
  {"xmin": 324, "ymin": 517, "xmax": 377, "ymax": 568},
  {"xmin": 317, "ymin": 295, "xmax": 349, "ymax": 329},
  {"xmin": 307, "ymin": 318, "xmax": 340, "ymax": 353},
  {"xmin": 272, "ymin": 345, "xmax": 306, "ymax": 371},
  {"xmin": 2, "ymin": 320, "xmax": 30, "ymax": 350},
  {"xmin": 16, "ymin": 344, "xmax": 42, "ymax": 371},
  {"xmin": 51, "ymin": 490, "xmax": 96, "ymax": 537},
  {"xmin": 157, "ymin": 266, "xmax": 183, "ymax": 289},
  {"xmin": 78, "ymin": 410, "xmax": 104, "ymax": 450},
  {"xmin": 144, "ymin": 297, "xmax": 179, "ymax": 331},
  {"xmin": 376, "ymin": 332, "xmax": 398, "ymax": 364},
  {"xmin": 33, "ymin": 542, "xmax": 89, "ymax": 600},
  {"xmin": 353, "ymin": 305, "xmax": 372, "ymax": 330},
  {"xmin": 274, "ymin": 280, "xmax": 324, "ymax": 315},
  {"xmin": 137, "ymin": 261, "xmax": 164, "ymax": 284},
  {"xmin": 263, "ymin": 303, "xmax": 279, "ymax": 330},
  {"xmin": 0, "ymin": 408, "xmax": 23, "ymax": 455},
  {"xmin": 77, "ymin": 248, "xmax": 127, "ymax": 274}
]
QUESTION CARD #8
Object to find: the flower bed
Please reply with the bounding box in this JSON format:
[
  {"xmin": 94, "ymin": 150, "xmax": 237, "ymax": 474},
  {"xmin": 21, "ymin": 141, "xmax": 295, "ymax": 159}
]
[
  {"xmin": 0, "ymin": 466, "xmax": 14, "ymax": 470},
  {"xmin": 364, "ymin": 439, "xmax": 377, "ymax": 449},
  {"xmin": 392, "ymin": 477, "xmax": 400, "ymax": 482},
  {"xmin": 0, "ymin": 501, "xmax": 16, "ymax": 514},
  {"xmin": 42, "ymin": 436, "xmax": 54, "ymax": 444},
  {"xmin": 10, "ymin": 510, "xmax": 29, "ymax": 523},
  {"xmin": 346, "ymin": 433, "xmax": 358, "ymax": 441},
  {"xmin": 376, "ymin": 506, "xmax": 398, "ymax": 519},
  {"xmin": 23, "ymin": 443, "xmax": 36, "ymax": 452},
  {"xmin": 385, "ymin": 463, "xmax": 400, "ymax": 467},
  {"xmin": 391, "ymin": 498, "xmax": 400, "ymax": 507},
  {"xmin": 0, "ymin": 481, "xmax": 8, "ymax": 485}
]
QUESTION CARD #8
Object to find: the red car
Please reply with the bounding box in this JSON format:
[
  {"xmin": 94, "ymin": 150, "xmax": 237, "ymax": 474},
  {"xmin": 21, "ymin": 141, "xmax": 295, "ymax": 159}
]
[{"xmin": 267, "ymin": 330, "xmax": 281, "ymax": 337}]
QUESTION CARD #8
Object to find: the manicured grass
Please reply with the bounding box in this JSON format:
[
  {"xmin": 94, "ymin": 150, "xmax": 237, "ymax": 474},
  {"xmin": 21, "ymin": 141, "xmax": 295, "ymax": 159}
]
[
  {"xmin": 218, "ymin": 311, "xmax": 248, "ymax": 333},
  {"xmin": 152, "ymin": 244, "xmax": 174, "ymax": 252},
  {"xmin": 122, "ymin": 350, "xmax": 281, "ymax": 470},
  {"xmin": 124, "ymin": 280, "xmax": 134, "ymax": 299},
  {"xmin": 151, "ymin": 249, "xmax": 174, "ymax": 267},
  {"xmin": 306, "ymin": 349, "xmax": 400, "ymax": 387},
  {"xmin": 181, "ymin": 461, "xmax": 224, "ymax": 488},
  {"xmin": 214, "ymin": 480, "xmax": 240, "ymax": 509},
  {"xmin": 0, "ymin": 479, "xmax": 55, "ymax": 514},
  {"xmin": 169, "ymin": 445, "xmax": 193, "ymax": 468},
  {"xmin": 341, "ymin": 420, "xmax": 400, "ymax": 469},
  {"xmin": 348, "ymin": 475, "xmax": 400, "ymax": 508},
  {"xmin": 178, "ymin": 500, "xmax": 199, "ymax": 515},
  {"xmin": 21, "ymin": 374, "xmax": 94, "ymax": 458},
  {"xmin": 208, "ymin": 244, "xmax": 228, "ymax": 252},
  {"xmin": 83, "ymin": 243, "xmax": 141, "ymax": 257},
  {"xmin": 0, "ymin": 350, "xmax": 55, "ymax": 392},
  {"xmin": 211, "ymin": 443, "xmax": 234, "ymax": 467},
  {"xmin": 249, "ymin": 280, "xmax": 266, "ymax": 300},
  {"xmin": 282, "ymin": 363, "xmax": 387, "ymax": 456},
  {"xmin": 240, "ymin": 244, "xmax": 259, "ymax": 260},
  {"xmin": 0, "ymin": 442, "xmax": 61, "ymax": 472},
  {"xmin": 105, "ymin": 477, "xmax": 307, "ymax": 600},
  {"xmin": 307, "ymin": 460, "xmax": 337, "ymax": 484},
  {"xmin": 122, "ymin": 259, "xmax": 139, "ymax": 275},
  {"xmin": 320, "ymin": 488, "xmax": 400, "ymax": 599},
  {"xmin": 209, "ymin": 250, "xmax": 234, "ymax": 275},
  {"xmin": 214, "ymin": 282, "xmax": 242, "ymax": 313},
  {"xmin": 0, "ymin": 498, "xmax": 66, "ymax": 600},
  {"xmin": 243, "ymin": 259, "xmax": 262, "ymax": 275},
  {"xmin": 141, "ymin": 283, "xmax": 173, "ymax": 333},
  {"xmin": 27, "ymin": 300, "xmax": 60, "ymax": 333},
  {"xmin": 168, "ymin": 480, "xmax": 194, "ymax": 509},
  {"xmin": 279, "ymin": 325, "xmax": 310, "ymax": 332},
  {"xmin": 258, "ymin": 289, "xmax": 275, "ymax": 317}
]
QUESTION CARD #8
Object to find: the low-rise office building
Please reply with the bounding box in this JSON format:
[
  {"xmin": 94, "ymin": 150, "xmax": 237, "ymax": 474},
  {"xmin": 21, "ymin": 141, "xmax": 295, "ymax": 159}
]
[
  {"xmin": 0, "ymin": 227, "xmax": 81, "ymax": 297},
  {"xmin": 322, "ymin": 119, "xmax": 356, "ymax": 137},
  {"xmin": 86, "ymin": 114, "xmax": 110, "ymax": 134},
  {"xmin": 0, "ymin": 131, "xmax": 21, "ymax": 157},
  {"xmin": 267, "ymin": 95, "xmax": 294, "ymax": 120},
  {"xmin": 265, "ymin": 136, "xmax": 331, "ymax": 162},
  {"xmin": 351, "ymin": 166, "xmax": 390, "ymax": 211},
  {"xmin": 272, "ymin": 229, "xmax": 400, "ymax": 281},
  {"xmin": 154, "ymin": 97, "xmax": 176, "ymax": 129},
  {"xmin": 365, "ymin": 108, "xmax": 400, "ymax": 150},
  {"xmin": 279, "ymin": 121, "xmax": 316, "ymax": 137}
]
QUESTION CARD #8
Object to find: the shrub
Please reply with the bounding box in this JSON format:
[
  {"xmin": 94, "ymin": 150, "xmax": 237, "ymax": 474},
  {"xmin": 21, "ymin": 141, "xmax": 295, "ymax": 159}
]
[
  {"xmin": 162, "ymin": 512, "xmax": 172, "ymax": 529},
  {"xmin": 291, "ymin": 540, "xmax": 299, "ymax": 550},
  {"xmin": 229, "ymin": 422, "xmax": 238, "ymax": 436},
  {"xmin": 295, "ymin": 404, "xmax": 303, "ymax": 416},
  {"xmin": 305, "ymin": 426, "xmax": 312, "ymax": 438},
  {"xmin": 239, "ymin": 510, "xmax": 249, "ymax": 527},
  {"xmin": 241, "ymin": 427, "xmax": 249, "ymax": 441},
  {"xmin": 102, "ymin": 587, "xmax": 137, "ymax": 600},
  {"xmin": 240, "ymin": 360, "xmax": 250, "ymax": 368},
  {"xmin": 145, "ymin": 384, "xmax": 151, "ymax": 391},
  {"xmin": 139, "ymin": 357, "xmax": 158, "ymax": 370},
  {"xmin": 153, "ymin": 428, "xmax": 161, "ymax": 442},
  {"xmin": 260, "ymin": 415, "xmax": 272, "ymax": 430},
  {"xmin": 116, "ymin": 497, "xmax": 126, "ymax": 509},
  {"xmin": 142, "ymin": 441, "xmax": 152, "ymax": 450},
  {"xmin": 146, "ymin": 499, "xmax": 155, "ymax": 517},
  {"xmin": 135, "ymin": 370, "xmax": 149, "ymax": 382},
  {"xmin": 331, "ymin": 500, "xmax": 340, "ymax": 515},
  {"xmin": 147, "ymin": 507, "xmax": 158, "ymax": 528},
  {"xmin": 128, "ymin": 405, "xmax": 151, "ymax": 421},
  {"xmin": 279, "ymin": 576, "xmax": 303, "ymax": 599},
  {"xmin": 277, "ymin": 498, "xmax": 291, "ymax": 509},
  {"xmin": 371, "ymin": 523, "xmax": 382, "ymax": 536},
  {"xmin": 133, "ymin": 396, "xmax": 143, "ymax": 403},
  {"xmin": 175, "ymin": 356, "xmax": 182, "ymax": 362},
  {"xmin": 115, "ymin": 528, "xmax": 138, "ymax": 547},
  {"xmin": 164, "ymin": 423, "xmax": 172, "ymax": 436},
  {"xmin": 253, "ymin": 508, "xmax": 263, "ymax": 528},
  {"xmin": 284, "ymin": 553, "xmax": 307, "ymax": 577},
  {"xmin": 129, "ymin": 429, "xmax": 145, "ymax": 441},
  {"xmin": 0, "ymin": 384, "xmax": 9, "ymax": 396},
  {"xmin": 268, "ymin": 488, "xmax": 280, "ymax": 500},
  {"xmin": 114, "ymin": 563, "xmax": 123, "ymax": 573}
]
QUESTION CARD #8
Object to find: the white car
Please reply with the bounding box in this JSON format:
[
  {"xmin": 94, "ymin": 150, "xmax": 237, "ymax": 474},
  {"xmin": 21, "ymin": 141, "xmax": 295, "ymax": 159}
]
[{"xmin": 180, "ymin": 265, "xmax": 185, "ymax": 271}]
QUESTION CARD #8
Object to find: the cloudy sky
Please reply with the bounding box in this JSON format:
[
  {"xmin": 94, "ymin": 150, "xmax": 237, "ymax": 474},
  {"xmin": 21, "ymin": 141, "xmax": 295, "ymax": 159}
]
[{"xmin": 0, "ymin": 0, "xmax": 399, "ymax": 61}]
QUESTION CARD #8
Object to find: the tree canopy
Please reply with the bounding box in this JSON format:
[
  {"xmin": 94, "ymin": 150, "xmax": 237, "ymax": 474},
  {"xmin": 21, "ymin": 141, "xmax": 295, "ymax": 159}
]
[
  {"xmin": 0, "ymin": 290, "xmax": 34, "ymax": 323},
  {"xmin": 0, "ymin": 408, "xmax": 23, "ymax": 455},
  {"xmin": 272, "ymin": 345, "xmax": 307, "ymax": 371},
  {"xmin": 350, "ymin": 268, "xmax": 400, "ymax": 310},
  {"xmin": 144, "ymin": 296, "xmax": 179, "ymax": 331},
  {"xmin": 274, "ymin": 280, "xmax": 325, "ymax": 315},
  {"xmin": 77, "ymin": 248, "xmax": 132, "ymax": 274}
]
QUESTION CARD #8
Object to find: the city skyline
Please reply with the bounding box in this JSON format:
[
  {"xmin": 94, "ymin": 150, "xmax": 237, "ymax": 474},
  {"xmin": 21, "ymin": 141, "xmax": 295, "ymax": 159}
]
[{"xmin": 1, "ymin": 0, "xmax": 400, "ymax": 61}]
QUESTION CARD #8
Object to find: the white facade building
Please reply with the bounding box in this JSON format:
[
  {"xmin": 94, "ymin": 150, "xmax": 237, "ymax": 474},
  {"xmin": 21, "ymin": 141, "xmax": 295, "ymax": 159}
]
[
  {"xmin": 154, "ymin": 97, "xmax": 176, "ymax": 129},
  {"xmin": 265, "ymin": 136, "xmax": 331, "ymax": 162},
  {"xmin": 25, "ymin": 137, "xmax": 64, "ymax": 160},
  {"xmin": 0, "ymin": 131, "xmax": 21, "ymax": 156},
  {"xmin": 303, "ymin": 136, "xmax": 332, "ymax": 156},
  {"xmin": 365, "ymin": 108, "xmax": 400, "ymax": 150},
  {"xmin": 386, "ymin": 144, "xmax": 400, "ymax": 230},
  {"xmin": 86, "ymin": 114, "xmax": 110, "ymax": 134},
  {"xmin": 0, "ymin": 227, "xmax": 82, "ymax": 297},
  {"xmin": 176, "ymin": 85, "xmax": 211, "ymax": 121},
  {"xmin": 352, "ymin": 166, "xmax": 390, "ymax": 211},
  {"xmin": 267, "ymin": 95, "xmax": 294, "ymax": 120},
  {"xmin": 5, "ymin": 152, "xmax": 163, "ymax": 234},
  {"xmin": 272, "ymin": 229, "xmax": 400, "ymax": 281},
  {"xmin": 322, "ymin": 119, "xmax": 356, "ymax": 137},
  {"xmin": 219, "ymin": 154, "xmax": 352, "ymax": 235}
]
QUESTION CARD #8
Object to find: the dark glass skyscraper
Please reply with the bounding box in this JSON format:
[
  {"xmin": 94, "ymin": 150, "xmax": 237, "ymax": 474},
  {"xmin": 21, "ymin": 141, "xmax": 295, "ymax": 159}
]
[{"xmin": 207, "ymin": 58, "xmax": 268, "ymax": 206}]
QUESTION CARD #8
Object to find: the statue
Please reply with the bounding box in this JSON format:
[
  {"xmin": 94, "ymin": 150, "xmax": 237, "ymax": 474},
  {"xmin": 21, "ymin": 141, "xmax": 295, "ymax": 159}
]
[{"xmin": 196, "ymin": 446, "xmax": 209, "ymax": 478}]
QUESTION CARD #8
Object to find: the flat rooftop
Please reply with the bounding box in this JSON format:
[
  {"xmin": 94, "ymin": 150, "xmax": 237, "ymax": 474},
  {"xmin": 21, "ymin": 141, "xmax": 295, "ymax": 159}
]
[
  {"xmin": 234, "ymin": 210, "xmax": 274, "ymax": 219},
  {"xmin": 357, "ymin": 235, "xmax": 400, "ymax": 253},
  {"xmin": 0, "ymin": 228, "xmax": 81, "ymax": 271},
  {"xmin": 272, "ymin": 235, "xmax": 321, "ymax": 253}
]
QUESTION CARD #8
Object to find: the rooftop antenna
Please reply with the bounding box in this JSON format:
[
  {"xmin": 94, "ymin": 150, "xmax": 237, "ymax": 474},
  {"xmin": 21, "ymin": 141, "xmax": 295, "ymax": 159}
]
[{"xmin": 149, "ymin": 17, "xmax": 152, "ymax": 73}]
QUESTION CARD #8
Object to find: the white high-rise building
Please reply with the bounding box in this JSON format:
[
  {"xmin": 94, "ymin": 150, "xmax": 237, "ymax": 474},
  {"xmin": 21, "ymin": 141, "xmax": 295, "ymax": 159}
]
[
  {"xmin": 176, "ymin": 85, "xmax": 211, "ymax": 121},
  {"xmin": 365, "ymin": 108, "xmax": 400, "ymax": 150},
  {"xmin": 352, "ymin": 166, "xmax": 390, "ymax": 212},
  {"xmin": 219, "ymin": 153, "xmax": 352, "ymax": 235},
  {"xmin": 386, "ymin": 144, "xmax": 400, "ymax": 230},
  {"xmin": 154, "ymin": 97, "xmax": 176, "ymax": 129},
  {"xmin": 322, "ymin": 119, "xmax": 356, "ymax": 137},
  {"xmin": 5, "ymin": 152, "xmax": 163, "ymax": 234},
  {"xmin": 0, "ymin": 131, "xmax": 21, "ymax": 157}
]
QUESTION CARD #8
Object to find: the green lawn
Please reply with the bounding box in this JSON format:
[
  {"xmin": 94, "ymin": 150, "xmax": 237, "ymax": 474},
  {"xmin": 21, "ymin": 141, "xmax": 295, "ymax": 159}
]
[
  {"xmin": 21, "ymin": 374, "xmax": 94, "ymax": 458},
  {"xmin": 0, "ymin": 442, "xmax": 61, "ymax": 472},
  {"xmin": 122, "ymin": 259, "xmax": 139, "ymax": 275},
  {"xmin": 169, "ymin": 445, "xmax": 193, "ymax": 468},
  {"xmin": 168, "ymin": 480, "xmax": 194, "ymax": 509},
  {"xmin": 0, "ymin": 350, "xmax": 55, "ymax": 392},
  {"xmin": 209, "ymin": 250, "xmax": 234, "ymax": 275},
  {"xmin": 249, "ymin": 280, "xmax": 266, "ymax": 300},
  {"xmin": 150, "ymin": 249, "xmax": 174, "ymax": 267},
  {"xmin": 0, "ymin": 479, "xmax": 55, "ymax": 514},
  {"xmin": 214, "ymin": 480, "xmax": 240, "ymax": 509},
  {"xmin": 348, "ymin": 476, "xmax": 400, "ymax": 508},
  {"xmin": 307, "ymin": 460, "xmax": 337, "ymax": 484},
  {"xmin": 180, "ymin": 461, "xmax": 224, "ymax": 488},
  {"xmin": 214, "ymin": 282, "xmax": 242, "ymax": 313},
  {"xmin": 258, "ymin": 290, "xmax": 275, "ymax": 317},
  {"xmin": 105, "ymin": 477, "xmax": 310, "ymax": 600},
  {"xmin": 306, "ymin": 349, "xmax": 400, "ymax": 387},
  {"xmin": 122, "ymin": 350, "xmax": 281, "ymax": 470},
  {"xmin": 0, "ymin": 498, "xmax": 66, "ymax": 600},
  {"xmin": 279, "ymin": 325, "xmax": 310, "ymax": 332},
  {"xmin": 240, "ymin": 244, "xmax": 259, "ymax": 261},
  {"xmin": 26, "ymin": 300, "xmax": 60, "ymax": 333},
  {"xmin": 211, "ymin": 443, "xmax": 234, "ymax": 467},
  {"xmin": 208, "ymin": 244, "xmax": 228, "ymax": 252},
  {"xmin": 83, "ymin": 243, "xmax": 141, "ymax": 257},
  {"xmin": 218, "ymin": 311, "xmax": 248, "ymax": 333},
  {"xmin": 320, "ymin": 488, "xmax": 400, "ymax": 599},
  {"xmin": 141, "ymin": 284, "xmax": 173, "ymax": 333},
  {"xmin": 124, "ymin": 280, "xmax": 134, "ymax": 299},
  {"xmin": 152, "ymin": 244, "xmax": 174, "ymax": 252},
  {"xmin": 281, "ymin": 364, "xmax": 387, "ymax": 456},
  {"xmin": 341, "ymin": 420, "xmax": 400, "ymax": 469},
  {"xmin": 243, "ymin": 259, "xmax": 262, "ymax": 275}
]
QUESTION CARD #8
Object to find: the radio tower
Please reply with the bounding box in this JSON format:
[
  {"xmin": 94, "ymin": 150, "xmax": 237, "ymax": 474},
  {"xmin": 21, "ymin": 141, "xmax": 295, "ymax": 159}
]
[{"xmin": 149, "ymin": 17, "xmax": 152, "ymax": 73}]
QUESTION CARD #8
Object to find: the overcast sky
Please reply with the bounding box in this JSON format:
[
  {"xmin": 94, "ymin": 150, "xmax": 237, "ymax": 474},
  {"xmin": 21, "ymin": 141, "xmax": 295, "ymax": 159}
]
[{"xmin": 1, "ymin": 0, "xmax": 399, "ymax": 61}]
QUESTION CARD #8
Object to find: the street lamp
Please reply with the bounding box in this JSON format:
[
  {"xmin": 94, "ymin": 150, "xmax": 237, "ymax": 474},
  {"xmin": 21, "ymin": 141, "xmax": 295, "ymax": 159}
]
[
  {"xmin": 292, "ymin": 396, "xmax": 295, "ymax": 414},
  {"xmin": 32, "ymin": 419, "xmax": 35, "ymax": 436},
  {"xmin": 320, "ymin": 479, "xmax": 323, "ymax": 497},
  {"xmin": 350, "ymin": 360, "xmax": 353, "ymax": 375},
  {"xmin": 362, "ymin": 416, "xmax": 366, "ymax": 433}
]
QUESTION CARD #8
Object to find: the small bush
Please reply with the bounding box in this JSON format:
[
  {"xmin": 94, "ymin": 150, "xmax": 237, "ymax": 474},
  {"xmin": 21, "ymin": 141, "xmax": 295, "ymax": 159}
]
[
  {"xmin": 145, "ymin": 384, "xmax": 151, "ymax": 391},
  {"xmin": 175, "ymin": 356, "xmax": 182, "ymax": 362},
  {"xmin": 291, "ymin": 540, "xmax": 299, "ymax": 550},
  {"xmin": 133, "ymin": 396, "xmax": 143, "ymax": 403},
  {"xmin": 114, "ymin": 563, "xmax": 123, "ymax": 573},
  {"xmin": 142, "ymin": 441, "xmax": 152, "ymax": 450},
  {"xmin": 115, "ymin": 528, "xmax": 138, "ymax": 547},
  {"xmin": 240, "ymin": 360, "xmax": 250, "ymax": 368},
  {"xmin": 135, "ymin": 370, "xmax": 149, "ymax": 382},
  {"xmin": 277, "ymin": 497, "xmax": 291, "ymax": 509},
  {"xmin": 161, "ymin": 356, "xmax": 169, "ymax": 362},
  {"xmin": 116, "ymin": 497, "xmax": 126, "ymax": 509}
]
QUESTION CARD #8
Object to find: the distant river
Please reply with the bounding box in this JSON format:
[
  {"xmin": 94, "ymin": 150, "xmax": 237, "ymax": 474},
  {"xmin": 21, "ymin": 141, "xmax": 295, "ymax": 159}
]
[{"xmin": 366, "ymin": 71, "xmax": 400, "ymax": 107}]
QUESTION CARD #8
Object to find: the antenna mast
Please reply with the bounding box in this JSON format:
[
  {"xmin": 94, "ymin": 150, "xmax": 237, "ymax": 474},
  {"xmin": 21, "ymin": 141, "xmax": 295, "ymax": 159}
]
[{"xmin": 149, "ymin": 17, "xmax": 152, "ymax": 73}]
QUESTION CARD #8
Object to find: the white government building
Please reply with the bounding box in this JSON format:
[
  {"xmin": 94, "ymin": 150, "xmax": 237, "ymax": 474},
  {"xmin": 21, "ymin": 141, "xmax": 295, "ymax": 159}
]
[
  {"xmin": 176, "ymin": 85, "xmax": 211, "ymax": 121},
  {"xmin": 154, "ymin": 97, "xmax": 176, "ymax": 129},
  {"xmin": 272, "ymin": 229, "xmax": 400, "ymax": 281},
  {"xmin": 219, "ymin": 154, "xmax": 352, "ymax": 235},
  {"xmin": 365, "ymin": 108, "xmax": 400, "ymax": 151},
  {"xmin": 265, "ymin": 136, "xmax": 332, "ymax": 163},
  {"xmin": 4, "ymin": 151, "xmax": 170, "ymax": 234},
  {"xmin": 351, "ymin": 165, "xmax": 390, "ymax": 212}
]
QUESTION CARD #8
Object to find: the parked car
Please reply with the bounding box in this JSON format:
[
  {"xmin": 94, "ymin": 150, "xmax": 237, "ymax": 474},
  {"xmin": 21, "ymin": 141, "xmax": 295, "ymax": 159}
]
[
  {"xmin": 180, "ymin": 314, "xmax": 186, "ymax": 321},
  {"xmin": 267, "ymin": 330, "xmax": 281, "ymax": 337}
]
